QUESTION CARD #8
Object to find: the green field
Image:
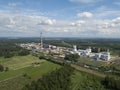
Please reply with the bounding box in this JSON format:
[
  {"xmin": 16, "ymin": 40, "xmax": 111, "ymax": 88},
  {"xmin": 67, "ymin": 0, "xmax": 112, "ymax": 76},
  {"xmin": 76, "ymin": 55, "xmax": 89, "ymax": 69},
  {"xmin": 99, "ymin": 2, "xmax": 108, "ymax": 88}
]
[
  {"xmin": 0, "ymin": 76, "xmax": 31, "ymax": 90},
  {"xmin": 71, "ymin": 70, "xmax": 106, "ymax": 90},
  {"xmin": 0, "ymin": 55, "xmax": 61, "ymax": 90},
  {"xmin": 78, "ymin": 57, "xmax": 106, "ymax": 67},
  {"xmin": 0, "ymin": 55, "xmax": 45, "ymax": 70}
]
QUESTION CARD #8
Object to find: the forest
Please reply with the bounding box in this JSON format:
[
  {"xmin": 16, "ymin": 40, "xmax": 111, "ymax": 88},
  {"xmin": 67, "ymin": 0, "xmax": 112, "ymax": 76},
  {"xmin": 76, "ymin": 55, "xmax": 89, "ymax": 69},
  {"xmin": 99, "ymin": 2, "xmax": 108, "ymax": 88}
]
[
  {"xmin": 23, "ymin": 64, "xmax": 74, "ymax": 90},
  {"xmin": 0, "ymin": 42, "xmax": 29, "ymax": 58},
  {"xmin": 22, "ymin": 63, "xmax": 120, "ymax": 90},
  {"xmin": 0, "ymin": 40, "xmax": 30, "ymax": 72}
]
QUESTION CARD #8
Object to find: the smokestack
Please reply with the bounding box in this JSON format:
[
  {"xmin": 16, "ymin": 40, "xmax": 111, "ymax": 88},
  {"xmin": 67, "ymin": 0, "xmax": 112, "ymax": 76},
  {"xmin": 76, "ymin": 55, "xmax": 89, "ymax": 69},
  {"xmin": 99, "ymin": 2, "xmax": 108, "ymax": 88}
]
[{"xmin": 40, "ymin": 32, "xmax": 43, "ymax": 49}]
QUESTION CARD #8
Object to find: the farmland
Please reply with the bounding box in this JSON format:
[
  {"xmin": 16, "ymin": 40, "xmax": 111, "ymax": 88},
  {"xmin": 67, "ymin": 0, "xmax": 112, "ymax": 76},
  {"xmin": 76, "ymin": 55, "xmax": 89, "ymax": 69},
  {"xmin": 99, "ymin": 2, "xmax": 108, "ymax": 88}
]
[{"xmin": 0, "ymin": 55, "xmax": 61, "ymax": 90}]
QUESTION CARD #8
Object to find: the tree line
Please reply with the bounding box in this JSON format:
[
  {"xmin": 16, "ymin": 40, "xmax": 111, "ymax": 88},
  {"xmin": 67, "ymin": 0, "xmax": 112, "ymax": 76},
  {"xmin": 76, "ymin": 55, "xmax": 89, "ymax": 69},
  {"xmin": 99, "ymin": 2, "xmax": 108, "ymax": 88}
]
[
  {"xmin": 0, "ymin": 43, "xmax": 30, "ymax": 58},
  {"xmin": 64, "ymin": 54, "xmax": 79, "ymax": 62}
]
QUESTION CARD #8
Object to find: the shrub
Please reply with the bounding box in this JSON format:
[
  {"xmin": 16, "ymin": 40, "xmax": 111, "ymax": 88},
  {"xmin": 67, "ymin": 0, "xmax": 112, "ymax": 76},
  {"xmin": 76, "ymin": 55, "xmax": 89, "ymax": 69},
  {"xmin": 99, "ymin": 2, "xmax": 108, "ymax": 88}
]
[
  {"xmin": 0, "ymin": 64, "xmax": 4, "ymax": 72},
  {"xmin": 65, "ymin": 54, "xmax": 79, "ymax": 62},
  {"xmin": 18, "ymin": 49, "xmax": 30, "ymax": 56},
  {"xmin": 5, "ymin": 67, "xmax": 9, "ymax": 71}
]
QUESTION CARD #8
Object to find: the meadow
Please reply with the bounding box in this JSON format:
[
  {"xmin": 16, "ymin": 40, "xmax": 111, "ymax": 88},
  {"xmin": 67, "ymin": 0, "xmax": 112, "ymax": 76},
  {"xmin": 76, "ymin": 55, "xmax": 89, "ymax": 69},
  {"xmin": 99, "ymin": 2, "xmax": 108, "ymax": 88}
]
[
  {"xmin": 0, "ymin": 55, "xmax": 61, "ymax": 90},
  {"xmin": 70, "ymin": 70, "xmax": 107, "ymax": 90},
  {"xmin": 78, "ymin": 57, "xmax": 106, "ymax": 67},
  {"xmin": 0, "ymin": 55, "xmax": 44, "ymax": 70}
]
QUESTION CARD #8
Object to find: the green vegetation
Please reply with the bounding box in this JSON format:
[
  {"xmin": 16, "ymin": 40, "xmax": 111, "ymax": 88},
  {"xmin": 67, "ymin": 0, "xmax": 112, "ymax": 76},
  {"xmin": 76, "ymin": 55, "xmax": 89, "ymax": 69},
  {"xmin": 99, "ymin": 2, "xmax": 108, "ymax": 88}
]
[
  {"xmin": 0, "ymin": 38, "xmax": 120, "ymax": 90},
  {"xmin": 103, "ymin": 75, "xmax": 120, "ymax": 90},
  {"xmin": 0, "ymin": 55, "xmax": 61, "ymax": 90},
  {"xmin": 65, "ymin": 54, "xmax": 79, "ymax": 62},
  {"xmin": 0, "ymin": 76, "xmax": 31, "ymax": 90},
  {"xmin": 0, "ymin": 54, "xmax": 119, "ymax": 90},
  {"xmin": 78, "ymin": 57, "xmax": 106, "ymax": 67},
  {"xmin": 0, "ymin": 43, "xmax": 29, "ymax": 58},
  {"xmin": 0, "ymin": 55, "xmax": 44, "ymax": 70},
  {"xmin": 44, "ymin": 38, "xmax": 120, "ymax": 56},
  {"xmin": 23, "ymin": 64, "xmax": 74, "ymax": 90},
  {"xmin": 0, "ymin": 61, "xmax": 60, "ymax": 81},
  {"xmin": 71, "ymin": 70, "xmax": 106, "ymax": 90},
  {"xmin": 0, "ymin": 64, "xmax": 4, "ymax": 72},
  {"xmin": 1, "ymin": 38, "xmax": 120, "ymax": 56},
  {"xmin": 71, "ymin": 64, "xmax": 105, "ymax": 78},
  {"xmin": 109, "ymin": 58, "xmax": 120, "ymax": 71},
  {"xmin": 18, "ymin": 49, "xmax": 30, "ymax": 56}
]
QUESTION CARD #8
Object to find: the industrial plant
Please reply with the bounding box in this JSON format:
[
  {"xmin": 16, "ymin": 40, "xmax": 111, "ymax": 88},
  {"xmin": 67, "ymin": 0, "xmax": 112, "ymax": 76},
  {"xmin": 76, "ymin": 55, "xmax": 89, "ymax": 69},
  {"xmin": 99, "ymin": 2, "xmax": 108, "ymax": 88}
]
[{"xmin": 19, "ymin": 32, "xmax": 111, "ymax": 61}]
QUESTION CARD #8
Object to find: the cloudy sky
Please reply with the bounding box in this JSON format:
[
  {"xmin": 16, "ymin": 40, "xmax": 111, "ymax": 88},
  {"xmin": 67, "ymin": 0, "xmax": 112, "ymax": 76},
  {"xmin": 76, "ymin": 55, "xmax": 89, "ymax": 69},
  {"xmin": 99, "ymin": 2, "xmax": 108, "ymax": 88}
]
[{"xmin": 0, "ymin": 0, "xmax": 120, "ymax": 38}]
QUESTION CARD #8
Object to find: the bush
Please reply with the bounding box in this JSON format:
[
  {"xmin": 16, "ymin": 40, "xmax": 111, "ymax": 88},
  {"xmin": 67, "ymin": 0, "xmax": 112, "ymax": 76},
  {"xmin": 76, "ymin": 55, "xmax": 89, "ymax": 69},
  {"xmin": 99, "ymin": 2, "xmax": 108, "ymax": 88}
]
[
  {"xmin": 18, "ymin": 49, "xmax": 30, "ymax": 56},
  {"xmin": 23, "ymin": 73, "xmax": 28, "ymax": 77},
  {"xmin": 64, "ymin": 54, "xmax": 79, "ymax": 62},
  {"xmin": 39, "ymin": 56, "xmax": 45, "ymax": 59},
  {"xmin": 0, "ymin": 64, "xmax": 4, "ymax": 72},
  {"xmin": 5, "ymin": 67, "xmax": 9, "ymax": 71},
  {"xmin": 4, "ymin": 52, "xmax": 13, "ymax": 58}
]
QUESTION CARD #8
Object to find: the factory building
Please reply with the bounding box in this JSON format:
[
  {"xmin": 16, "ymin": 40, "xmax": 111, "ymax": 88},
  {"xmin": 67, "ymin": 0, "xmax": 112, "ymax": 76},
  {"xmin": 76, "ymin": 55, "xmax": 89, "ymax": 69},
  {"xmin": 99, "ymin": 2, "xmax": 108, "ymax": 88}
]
[
  {"xmin": 72, "ymin": 45, "xmax": 92, "ymax": 56},
  {"xmin": 94, "ymin": 51, "xmax": 111, "ymax": 61},
  {"xmin": 19, "ymin": 32, "xmax": 111, "ymax": 61},
  {"xmin": 71, "ymin": 45, "xmax": 111, "ymax": 61}
]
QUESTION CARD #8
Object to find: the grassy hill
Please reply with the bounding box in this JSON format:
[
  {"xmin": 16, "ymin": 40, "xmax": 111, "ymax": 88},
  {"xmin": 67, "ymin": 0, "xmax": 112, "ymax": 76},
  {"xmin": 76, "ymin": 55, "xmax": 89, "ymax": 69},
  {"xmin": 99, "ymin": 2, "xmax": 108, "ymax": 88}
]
[
  {"xmin": 71, "ymin": 70, "xmax": 106, "ymax": 90},
  {"xmin": 0, "ymin": 55, "xmax": 112, "ymax": 90},
  {"xmin": 0, "ymin": 55, "xmax": 44, "ymax": 70},
  {"xmin": 0, "ymin": 55, "xmax": 61, "ymax": 90}
]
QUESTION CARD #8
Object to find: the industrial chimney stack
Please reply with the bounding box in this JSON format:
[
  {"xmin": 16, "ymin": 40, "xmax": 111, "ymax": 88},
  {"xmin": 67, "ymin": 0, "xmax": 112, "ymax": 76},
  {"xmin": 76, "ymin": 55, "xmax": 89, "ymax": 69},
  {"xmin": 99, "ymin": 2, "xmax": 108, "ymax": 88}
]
[{"xmin": 40, "ymin": 32, "xmax": 43, "ymax": 49}]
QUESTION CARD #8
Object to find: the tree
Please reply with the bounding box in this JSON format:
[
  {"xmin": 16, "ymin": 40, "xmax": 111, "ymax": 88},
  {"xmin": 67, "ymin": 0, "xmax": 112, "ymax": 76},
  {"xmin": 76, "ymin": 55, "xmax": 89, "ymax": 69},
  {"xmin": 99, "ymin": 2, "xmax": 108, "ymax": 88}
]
[
  {"xmin": 64, "ymin": 54, "xmax": 79, "ymax": 62},
  {"xmin": 4, "ymin": 52, "xmax": 13, "ymax": 58},
  {"xmin": 0, "ymin": 64, "xmax": 4, "ymax": 72},
  {"xmin": 39, "ymin": 56, "xmax": 45, "ymax": 59},
  {"xmin": 18, "ymin": 49, "xmax": 30, "ymax": 56}
]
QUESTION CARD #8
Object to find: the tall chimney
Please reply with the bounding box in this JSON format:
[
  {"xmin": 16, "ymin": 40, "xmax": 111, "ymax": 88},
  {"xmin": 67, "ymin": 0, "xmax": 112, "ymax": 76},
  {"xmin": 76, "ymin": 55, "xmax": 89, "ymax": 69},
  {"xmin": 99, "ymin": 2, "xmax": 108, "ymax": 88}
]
[{"xmin": 40, "ymin": 32, "xmax": 43, "ymax": 49}]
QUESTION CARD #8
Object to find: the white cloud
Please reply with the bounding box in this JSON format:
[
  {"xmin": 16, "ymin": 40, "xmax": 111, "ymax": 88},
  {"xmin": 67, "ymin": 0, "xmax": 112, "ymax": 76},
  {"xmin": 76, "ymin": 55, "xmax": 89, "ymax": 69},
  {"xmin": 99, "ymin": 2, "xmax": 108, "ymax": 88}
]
[
  {"xmin": 37, "ymin": 19, "xmax": 56, "ymax": 25},
  {"xmin": 96, "ymin": 17, "xmax": 120, "ymax": 30},
  {"xmin": 77, "ymin": 12, "xmax": 93, "ymax": 18},
  {"xmin": 0, "ymin": 13, "xmax": 57, "ymax": 36},
  {"xmin": 69, "ymin": 0, "xmax": 102, "ymax": 3},
  {"xmin": 112, "ymin": 17, "xmax": 120, "ymax": 24},
  {"xmin": 0, "ymin": 11, "xmax": 120, "ymax": 38},
  {"xmin": 8, "ymin": 2, "xmax": 22, "ymax": 7},
  {"xmin": 70, "ymin": 20, "xmax": 85, "ymax": 26}
]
